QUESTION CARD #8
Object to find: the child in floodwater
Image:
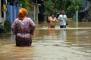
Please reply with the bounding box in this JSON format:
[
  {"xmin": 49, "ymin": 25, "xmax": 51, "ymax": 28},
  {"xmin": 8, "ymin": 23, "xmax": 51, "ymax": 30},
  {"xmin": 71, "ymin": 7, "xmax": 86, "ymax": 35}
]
[{"xmin": 12, "ymin": 8, "xmax": 35, "ymax": 46}]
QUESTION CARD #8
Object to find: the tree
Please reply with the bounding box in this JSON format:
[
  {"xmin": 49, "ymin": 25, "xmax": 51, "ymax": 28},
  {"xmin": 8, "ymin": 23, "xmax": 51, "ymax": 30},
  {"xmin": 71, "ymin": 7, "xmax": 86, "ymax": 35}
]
[
  {"xmin": 45, "ymin": 0, "xmax": 72, "ymax": 15},
  {"xmin": 19, "ymin": 0, "xmax": 32, "ymax": 9},
  {"xmin": 45, "ymin": 0, "xmax": 83, "ymax": 15},
  {"xmin": 45, "ymin": 0, "xmax": 54, "ymax": 15},
  {"xmin": 67, "ymin": 0, "xmax": 83, "ymax": 27},
  {"xmin": 45, "ymin": 0, "xmax": 64, "ymax": 14}
]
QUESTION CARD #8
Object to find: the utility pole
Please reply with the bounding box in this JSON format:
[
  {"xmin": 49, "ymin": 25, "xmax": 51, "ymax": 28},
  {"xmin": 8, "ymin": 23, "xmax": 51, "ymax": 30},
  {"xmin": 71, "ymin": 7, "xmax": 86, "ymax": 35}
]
[
  {"xmin": 34, "ymin": 4, "xmax": 36, "ymax": 22},
  {"xmin": 0, "ymin": 0, "xmax": 2, "ymax": 23},
  {"xmin": 32, "ymin": 0, "xmax": 38, "ymax": 24}
]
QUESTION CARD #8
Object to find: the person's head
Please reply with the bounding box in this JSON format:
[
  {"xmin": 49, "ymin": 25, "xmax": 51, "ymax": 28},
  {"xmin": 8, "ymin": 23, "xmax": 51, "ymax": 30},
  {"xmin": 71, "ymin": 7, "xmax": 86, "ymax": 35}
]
[
  {"xmin": 61, "ymin": 10, "xmax": 65, "ymax": 15},
  {"xmin": 50, "ymin": 13, "xmax": 55, "ymax": 18},
  {"xmin": 18, "ymin": 8, "xmax": 28, "ymax": 20},
  {"xmin": 51, "ymin": 14, "xmax": 55, "ymax": 17}
]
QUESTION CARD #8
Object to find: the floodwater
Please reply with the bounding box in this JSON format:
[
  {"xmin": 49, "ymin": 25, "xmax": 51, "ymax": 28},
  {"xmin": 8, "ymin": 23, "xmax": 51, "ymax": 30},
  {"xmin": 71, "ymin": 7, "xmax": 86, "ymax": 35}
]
[{"xmin": 0, "ymin": 22, "xmax": 91, "ymax": 60}]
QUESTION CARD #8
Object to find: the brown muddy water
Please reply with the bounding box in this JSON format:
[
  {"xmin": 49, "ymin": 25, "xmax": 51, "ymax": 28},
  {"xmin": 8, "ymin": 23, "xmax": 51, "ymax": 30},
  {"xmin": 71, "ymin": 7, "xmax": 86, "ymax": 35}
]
[{"xmin": 0, "ymin": 27, "xmax": 91, "ymax": 60}]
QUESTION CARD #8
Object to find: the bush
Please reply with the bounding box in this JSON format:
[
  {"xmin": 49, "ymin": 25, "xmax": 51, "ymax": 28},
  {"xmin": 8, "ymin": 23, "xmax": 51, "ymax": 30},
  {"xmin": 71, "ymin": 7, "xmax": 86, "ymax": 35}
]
[
  {"xmin": 0, "ymin": 24, "xmax": 4, "ymax": 33},
  {"xmin": 4, "ymin": 20, "xmax": 11, "ymax": 32}
]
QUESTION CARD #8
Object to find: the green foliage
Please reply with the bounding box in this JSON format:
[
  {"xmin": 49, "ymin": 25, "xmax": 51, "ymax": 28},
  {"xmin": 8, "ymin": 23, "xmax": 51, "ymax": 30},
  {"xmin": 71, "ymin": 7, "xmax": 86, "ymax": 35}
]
[
  {"xmin": 45, "ymin": 0, "xmax": 83, "ymax": 15},
  {"xmin": 45, "ymin": 0, "xmax": 65, "ymax": 14},
  {"xmin": 45, "ymin": 0, "xmax": 55, "ymax": 15},
  {"xmin": 19, "ymin": 0, "xmax": 28, "ymax": 8},
  {"xmin": 67, "ymin": 0, "xmax": 83, "ymax": 11},
  {"xmin": 19, "ymin": 0, "xmax": 32, "ymax": 10}
]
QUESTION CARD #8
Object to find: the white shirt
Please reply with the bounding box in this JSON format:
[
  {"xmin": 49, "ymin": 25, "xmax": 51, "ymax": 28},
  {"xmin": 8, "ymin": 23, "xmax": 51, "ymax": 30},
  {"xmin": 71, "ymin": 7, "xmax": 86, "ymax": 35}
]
[{"xmin": 58, "ymin": 14, "xmax": 67, "ymax": 25}]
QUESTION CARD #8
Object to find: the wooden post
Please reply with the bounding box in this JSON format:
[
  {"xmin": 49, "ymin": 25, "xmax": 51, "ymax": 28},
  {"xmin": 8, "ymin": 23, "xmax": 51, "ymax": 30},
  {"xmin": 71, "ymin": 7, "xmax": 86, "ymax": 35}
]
[
  {"xmin": 34, "ymin": 5, "xmax": 36, "ymax": 22},
  {"xmin": 76, "ymin": 10, "xmax": 78, "ymax": 28},
  {"xmin": 0, "ymin": 0, "xmax": 1, "ymax": 23}
]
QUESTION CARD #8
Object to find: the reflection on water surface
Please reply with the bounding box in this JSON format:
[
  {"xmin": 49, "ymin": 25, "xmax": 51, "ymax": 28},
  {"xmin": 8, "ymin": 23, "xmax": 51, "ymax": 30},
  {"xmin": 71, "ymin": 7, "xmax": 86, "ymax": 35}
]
[{"xmin": 0, "ymin": 28, "xmax": 91, "ymax": 60}]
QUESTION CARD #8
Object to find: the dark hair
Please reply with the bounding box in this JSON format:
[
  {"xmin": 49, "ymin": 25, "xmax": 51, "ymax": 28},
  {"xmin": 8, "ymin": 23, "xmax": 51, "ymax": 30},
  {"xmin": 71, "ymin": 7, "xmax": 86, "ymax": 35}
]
[{"xmin": 61, "ymin": 10, "xmax": 65, "ymax": 14}]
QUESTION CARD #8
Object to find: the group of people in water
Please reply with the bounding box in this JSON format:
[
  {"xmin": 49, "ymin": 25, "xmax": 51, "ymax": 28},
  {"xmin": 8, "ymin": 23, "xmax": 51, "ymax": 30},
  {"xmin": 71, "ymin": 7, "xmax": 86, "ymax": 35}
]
[
  {"xmin": 12, "ymin": 8, "xmax": 68, "ymax": 47},
  {"xmin": 48, "ymin": 10, "xmax": 68, "ymax": 29}
]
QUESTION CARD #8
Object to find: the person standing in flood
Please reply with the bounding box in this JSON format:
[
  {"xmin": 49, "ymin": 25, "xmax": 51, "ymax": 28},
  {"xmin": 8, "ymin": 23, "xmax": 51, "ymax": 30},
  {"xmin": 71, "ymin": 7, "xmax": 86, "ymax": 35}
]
[
  {"xmin": 48, "ymin": 14, "xmax": 58, "ymax": 28},
  {"xmin": 58, "ymin": 10, "xmax": 68, "ymax": 28},
  {"xmin": 12, "ymin": 8, "xmax": 35, "ymax": 47}
]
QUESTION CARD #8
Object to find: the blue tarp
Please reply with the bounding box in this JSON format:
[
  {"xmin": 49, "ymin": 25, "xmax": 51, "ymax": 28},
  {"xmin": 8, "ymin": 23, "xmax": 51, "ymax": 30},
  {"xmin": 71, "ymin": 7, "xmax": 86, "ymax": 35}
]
[{"xmin": 7, "ymin": 5, "xmax": 19, "ymax": 24}]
